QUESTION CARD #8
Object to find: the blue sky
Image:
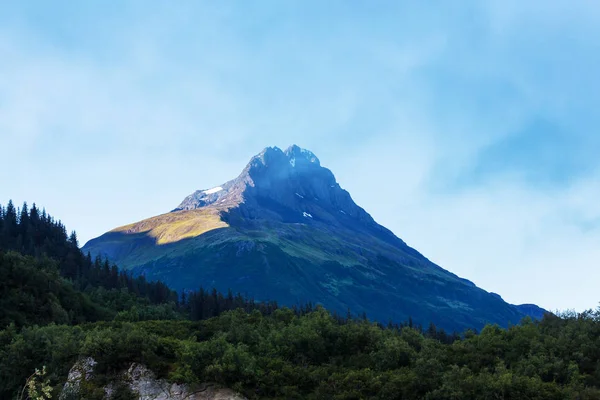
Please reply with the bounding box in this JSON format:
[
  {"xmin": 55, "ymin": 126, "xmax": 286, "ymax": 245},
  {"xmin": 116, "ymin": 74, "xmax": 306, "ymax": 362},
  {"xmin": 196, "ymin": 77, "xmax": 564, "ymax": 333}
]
[{"xmin": 1, "ymin": 1, "xmax": 600, "ymax": 312}]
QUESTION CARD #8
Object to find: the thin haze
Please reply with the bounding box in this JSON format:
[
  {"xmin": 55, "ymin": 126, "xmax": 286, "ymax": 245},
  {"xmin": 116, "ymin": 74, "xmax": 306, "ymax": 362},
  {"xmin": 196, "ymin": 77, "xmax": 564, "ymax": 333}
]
[{"xmin": 1, "ymin": 1, "xmax": 599, "ymax": 312}]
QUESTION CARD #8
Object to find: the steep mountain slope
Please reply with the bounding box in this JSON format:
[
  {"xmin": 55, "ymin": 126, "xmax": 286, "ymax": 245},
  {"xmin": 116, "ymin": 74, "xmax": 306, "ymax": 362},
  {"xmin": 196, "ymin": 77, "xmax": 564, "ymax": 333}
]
[{"xmin": 84, "ymin": 145, "xmax": 539, "ymax": 331}]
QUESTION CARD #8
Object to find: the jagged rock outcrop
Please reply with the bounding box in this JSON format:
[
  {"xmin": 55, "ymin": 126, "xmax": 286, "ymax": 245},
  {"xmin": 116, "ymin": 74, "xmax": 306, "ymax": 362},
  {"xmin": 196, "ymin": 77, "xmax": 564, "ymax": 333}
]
[
  {"xmin": 60, "ymin": 357, "xmax": 98, "ymax": 400},
  {"xmin": 173, "ymin": 145, "xmax": 378, "ymax": 227},
  {"xmin": 60, "ymin": 358, "xmax": 246, "ymax": 400}
]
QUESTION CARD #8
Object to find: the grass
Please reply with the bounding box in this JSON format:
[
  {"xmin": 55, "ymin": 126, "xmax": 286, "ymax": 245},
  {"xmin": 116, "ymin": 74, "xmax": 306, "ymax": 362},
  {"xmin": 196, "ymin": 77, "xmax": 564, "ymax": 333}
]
[
  {"xmin": 111, "ymin": 209, "xmax": 228, "ymax": 245},
  {"xmin": 99, "ymin": 212, "xmax": 452, "ymax": 285}
]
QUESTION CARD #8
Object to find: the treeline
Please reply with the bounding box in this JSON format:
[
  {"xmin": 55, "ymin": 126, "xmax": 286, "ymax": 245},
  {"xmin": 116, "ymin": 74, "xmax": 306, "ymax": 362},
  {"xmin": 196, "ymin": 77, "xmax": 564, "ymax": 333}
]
[
  {"xmin": 0, "ymin": 200, "xmax": 176, "ymax": 305},
  {"xmin": 1, "ymin": 200, "xmax": 418, "ymax": 329},
  {"xmin": 2, "ymin": 308, "xmax": 600, "ymax": 399},
  {"xmin": 0, "ymin": 201, "xmax": 282, "ymax": 327},
  {"xmin": 2, "ymin": 200, "xmax": 600, "ymax": 399},
  {"xmin": 0, "ymin": 200, "xmax": 464, "ymax": 335}
]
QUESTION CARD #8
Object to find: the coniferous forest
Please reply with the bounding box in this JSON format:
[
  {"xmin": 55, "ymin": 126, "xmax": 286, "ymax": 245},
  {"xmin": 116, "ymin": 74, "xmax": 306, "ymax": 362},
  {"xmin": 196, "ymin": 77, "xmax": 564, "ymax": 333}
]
[{"xmin": 2, "ymin": 200, "xmax": 600, "ymax": 399}]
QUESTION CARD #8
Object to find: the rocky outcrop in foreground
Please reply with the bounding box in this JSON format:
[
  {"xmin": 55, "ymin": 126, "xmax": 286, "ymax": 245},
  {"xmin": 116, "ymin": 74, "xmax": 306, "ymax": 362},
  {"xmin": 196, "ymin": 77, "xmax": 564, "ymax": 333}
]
[{"xmin": 60, "ymin": 358, "xmax": 246, "ymax": 400}]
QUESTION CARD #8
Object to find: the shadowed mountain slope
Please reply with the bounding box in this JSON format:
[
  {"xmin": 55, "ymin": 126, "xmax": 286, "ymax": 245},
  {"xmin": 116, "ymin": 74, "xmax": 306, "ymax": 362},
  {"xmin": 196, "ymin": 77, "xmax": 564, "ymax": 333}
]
[{"xmin": 84, "ymin": 145, "xmax": 542, "ymax": 331}]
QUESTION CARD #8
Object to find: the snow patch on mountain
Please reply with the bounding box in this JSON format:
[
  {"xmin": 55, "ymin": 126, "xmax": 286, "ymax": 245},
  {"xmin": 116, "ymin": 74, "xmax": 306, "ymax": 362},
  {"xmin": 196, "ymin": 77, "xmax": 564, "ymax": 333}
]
[{"xmin": 203, "ymin": 187, "xmax": 223, "ymax": 195}]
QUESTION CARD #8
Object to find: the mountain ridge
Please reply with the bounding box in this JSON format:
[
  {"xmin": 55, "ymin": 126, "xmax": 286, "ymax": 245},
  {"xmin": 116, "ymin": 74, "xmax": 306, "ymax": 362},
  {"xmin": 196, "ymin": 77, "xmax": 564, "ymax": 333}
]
[{"xmin": 84, "ymin": 145, "xmax": 544, "ymax": 331}]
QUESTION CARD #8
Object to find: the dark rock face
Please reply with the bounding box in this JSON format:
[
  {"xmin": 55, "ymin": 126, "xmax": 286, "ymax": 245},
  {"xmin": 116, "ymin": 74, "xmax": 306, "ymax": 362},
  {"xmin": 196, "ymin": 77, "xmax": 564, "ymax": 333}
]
[
  {"xmin": 84, "ymin": 145, "xmax": 544, "ymax": 332},
  {"xmin": 175, "ymin": 145, "xmax": 375, "ymax": 226},
  {"xmin": 174, "ymin": 145, "xmax": 400, "ymax": 248}
]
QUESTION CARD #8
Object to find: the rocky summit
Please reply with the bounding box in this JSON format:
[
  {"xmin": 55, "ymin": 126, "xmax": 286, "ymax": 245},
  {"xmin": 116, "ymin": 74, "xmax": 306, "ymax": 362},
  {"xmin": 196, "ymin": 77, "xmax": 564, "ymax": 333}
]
[{"xmin": 83, "ymin": 145, "xmax": 543, "ymax": 332}]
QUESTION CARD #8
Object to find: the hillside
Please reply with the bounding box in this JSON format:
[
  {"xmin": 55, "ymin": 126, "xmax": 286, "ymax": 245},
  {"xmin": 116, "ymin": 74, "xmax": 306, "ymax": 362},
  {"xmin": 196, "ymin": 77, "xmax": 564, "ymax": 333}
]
[
  {"xmin": 84, "ymin": 145, "xmax": 541, "ymax": 332},
  {"xmin": 1, "ymin": 201, "xmax": 599, "ymax": 399}
]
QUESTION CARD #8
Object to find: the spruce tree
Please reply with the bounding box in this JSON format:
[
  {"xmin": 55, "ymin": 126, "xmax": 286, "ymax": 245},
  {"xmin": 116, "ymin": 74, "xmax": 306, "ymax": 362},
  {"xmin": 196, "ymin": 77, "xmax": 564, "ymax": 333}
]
[
  {"xmin": 18, "ymin": 202, "xmax": 30, "ymax": 253},
  {"xmin": 0, "ymin": 205, "xmax": 4, "ymax": 242},
  {"xmin": 68, "ymin": 231, "xmax": 78, "ymax": 248},
  {"xmin": 3, "ymin": 200, "xmax": 18, "ymax": 248}
]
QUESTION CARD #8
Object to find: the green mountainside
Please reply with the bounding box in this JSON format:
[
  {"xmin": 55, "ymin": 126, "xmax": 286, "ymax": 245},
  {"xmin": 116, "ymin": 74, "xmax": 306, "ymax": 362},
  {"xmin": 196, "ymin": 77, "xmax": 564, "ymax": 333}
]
[
  {"xmin": 1, "ymin": 200, "xmax": 600, "ymax": 399},
  {"xmin": 84, "ymin": 145, "xmax": 543, "ymax": 332}
]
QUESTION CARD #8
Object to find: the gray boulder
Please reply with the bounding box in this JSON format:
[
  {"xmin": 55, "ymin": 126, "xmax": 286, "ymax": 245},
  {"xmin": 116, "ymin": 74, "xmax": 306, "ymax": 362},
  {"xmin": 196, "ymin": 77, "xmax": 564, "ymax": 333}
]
[{"xmin": 60, "ymin": 358, "xmax": 246, "ymax": 400}]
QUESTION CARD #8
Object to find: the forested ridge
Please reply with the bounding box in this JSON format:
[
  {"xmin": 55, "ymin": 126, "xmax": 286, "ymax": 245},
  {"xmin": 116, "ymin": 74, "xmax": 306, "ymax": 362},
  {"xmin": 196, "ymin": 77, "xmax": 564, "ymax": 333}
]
[{"xmin": 1, "ymin": 200, "xmax": 600, "ymax": 399}]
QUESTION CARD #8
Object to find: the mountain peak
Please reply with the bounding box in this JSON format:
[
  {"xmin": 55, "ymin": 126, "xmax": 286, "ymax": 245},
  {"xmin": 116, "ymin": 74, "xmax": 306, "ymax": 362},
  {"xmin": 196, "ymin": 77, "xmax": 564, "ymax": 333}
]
[
  {"xmin": 84, "ymin": 144, "xmax": 543, "ymax": 332},
  {"xmin": 173, "ymin": 145, "xmax": 379, "ymax": 228},
  {"xmin": 284, "ymin": 145, "xmax": 320, "ymax": 167},
  {"xmin": 254, "ymin": 146, "xmax": 283, "ymax": 161},
  {"xmin": 250, "ymin": 145, "xmax": 321, "ymax": 169}
]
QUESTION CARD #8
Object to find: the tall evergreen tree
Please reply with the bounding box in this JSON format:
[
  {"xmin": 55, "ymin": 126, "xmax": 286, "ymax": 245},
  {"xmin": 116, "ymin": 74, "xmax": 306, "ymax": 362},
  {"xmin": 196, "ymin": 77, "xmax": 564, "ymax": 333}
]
[
  {"xmin": 2, "ymin": 200, "xmax": 18, "ymax": 248},
  {"xmin": 68, "ymin": 231, "xmax": 78, "ymax": 248},
  {"xmin": 0, "ymin": 205, "xmax": 4, "ymax": 240},
  {"xmin": 18, "ymin": 202, "xmax": 30, "ymax": 252}
]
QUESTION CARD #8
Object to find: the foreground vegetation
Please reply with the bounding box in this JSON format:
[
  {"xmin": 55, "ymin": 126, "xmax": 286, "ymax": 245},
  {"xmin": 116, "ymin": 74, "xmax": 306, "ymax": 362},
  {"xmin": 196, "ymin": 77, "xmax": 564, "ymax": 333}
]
[
  {"xmin": 4, "ymin": 307, "xmax": 600, "ymax": 399},
  {"xmin": 1, "ymin": 201, "xmax": 600, "ymax": 399}
]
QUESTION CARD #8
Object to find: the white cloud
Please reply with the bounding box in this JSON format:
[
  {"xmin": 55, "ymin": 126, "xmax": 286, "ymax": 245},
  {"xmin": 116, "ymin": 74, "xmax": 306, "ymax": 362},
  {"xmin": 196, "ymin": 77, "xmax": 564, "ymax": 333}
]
[{"xmin": 1, "ymin": 1, "xmax": 600, "ymax": 313}]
